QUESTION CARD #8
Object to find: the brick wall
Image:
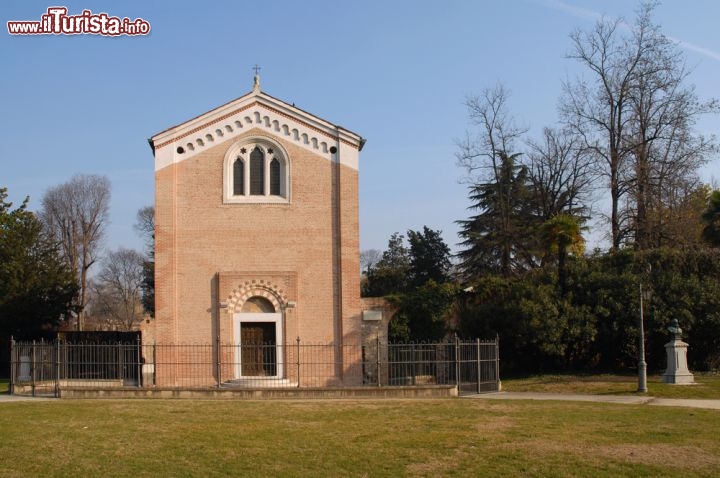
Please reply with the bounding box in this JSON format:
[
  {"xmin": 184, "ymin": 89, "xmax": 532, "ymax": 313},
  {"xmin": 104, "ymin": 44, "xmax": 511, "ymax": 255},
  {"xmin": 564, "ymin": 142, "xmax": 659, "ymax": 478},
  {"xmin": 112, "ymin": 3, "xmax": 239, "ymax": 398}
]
[{"xmin": 154, "ymin": 127, "xmax": 361, "ymax": 384}]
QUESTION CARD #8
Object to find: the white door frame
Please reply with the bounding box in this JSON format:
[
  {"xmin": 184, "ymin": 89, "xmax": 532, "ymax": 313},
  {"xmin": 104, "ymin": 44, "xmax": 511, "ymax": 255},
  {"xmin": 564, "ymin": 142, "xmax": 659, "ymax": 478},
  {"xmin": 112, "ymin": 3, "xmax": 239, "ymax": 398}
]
[{"xmin": 233, "ymin": 312, "xmax": 283, "ymax": 379}]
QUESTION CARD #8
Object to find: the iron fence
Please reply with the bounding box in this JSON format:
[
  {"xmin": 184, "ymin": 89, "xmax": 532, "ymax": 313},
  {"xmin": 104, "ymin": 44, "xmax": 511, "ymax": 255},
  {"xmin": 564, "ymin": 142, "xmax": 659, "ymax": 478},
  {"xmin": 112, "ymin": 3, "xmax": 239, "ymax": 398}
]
[{"xmin": 9, "ymin": 337, "xmax": 499, "ymax": 397}]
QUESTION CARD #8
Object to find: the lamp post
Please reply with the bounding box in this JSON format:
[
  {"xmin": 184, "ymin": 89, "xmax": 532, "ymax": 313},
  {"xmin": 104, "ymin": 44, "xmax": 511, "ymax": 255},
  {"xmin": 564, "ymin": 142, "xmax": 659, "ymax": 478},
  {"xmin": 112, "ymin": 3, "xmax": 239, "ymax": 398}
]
[
  {"xmin": 637, "ymin": 263, "xmax": 651, "ymax": 393},
  {"xmin": 638, "ymin": 282, "xmax": 648, "ymax": 393}
]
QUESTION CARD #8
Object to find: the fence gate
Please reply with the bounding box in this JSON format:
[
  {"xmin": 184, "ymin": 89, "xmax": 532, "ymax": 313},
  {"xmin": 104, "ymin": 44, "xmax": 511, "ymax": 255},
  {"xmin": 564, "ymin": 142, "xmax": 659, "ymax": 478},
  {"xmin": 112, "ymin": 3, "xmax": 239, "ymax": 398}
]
[
  {"xmin": 10, "ymin": 339, "xmax": 143, "ymax": 397},
  {"xmin": 381, "ymin": 337, "xmax": 500, "ymax": 395},
  {"xmin": 9, "ymin": 341, "xmax": 58, "ymax": 397},
  {"xmin": 455, "ymin": 337, "xmax": 500, "ymax": 395}
]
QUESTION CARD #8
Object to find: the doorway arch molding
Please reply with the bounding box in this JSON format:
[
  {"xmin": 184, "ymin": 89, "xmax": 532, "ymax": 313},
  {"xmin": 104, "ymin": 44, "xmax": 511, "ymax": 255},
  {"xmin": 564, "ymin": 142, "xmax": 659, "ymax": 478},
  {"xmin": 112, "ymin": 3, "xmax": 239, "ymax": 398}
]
[{"xmin": 225, "ymin": 280, "xmax": 288, "ymax": 314}]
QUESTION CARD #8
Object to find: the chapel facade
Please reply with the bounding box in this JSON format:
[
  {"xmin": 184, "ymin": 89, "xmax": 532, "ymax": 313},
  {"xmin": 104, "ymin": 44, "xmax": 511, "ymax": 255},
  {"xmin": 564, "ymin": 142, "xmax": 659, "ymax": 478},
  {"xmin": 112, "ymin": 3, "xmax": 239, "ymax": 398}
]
[{"xmin": 148, "ymin": 75, "xmax": 365, "ymax": 386}]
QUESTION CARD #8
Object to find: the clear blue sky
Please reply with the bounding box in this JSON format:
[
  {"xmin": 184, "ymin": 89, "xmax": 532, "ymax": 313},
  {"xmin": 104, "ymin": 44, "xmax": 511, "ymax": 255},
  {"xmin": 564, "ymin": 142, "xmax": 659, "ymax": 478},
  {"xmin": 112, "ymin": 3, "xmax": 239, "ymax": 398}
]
[{"xmin": 2, "ymin": 0, "xmax": 719, "ymax": 255}]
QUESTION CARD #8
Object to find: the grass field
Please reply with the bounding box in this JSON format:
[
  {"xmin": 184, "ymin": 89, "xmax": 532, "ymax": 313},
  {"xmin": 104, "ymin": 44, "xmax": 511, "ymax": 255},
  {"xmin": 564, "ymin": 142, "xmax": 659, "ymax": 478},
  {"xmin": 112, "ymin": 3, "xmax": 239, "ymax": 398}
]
[
  {"xmin": 0, "ymin": 397, "xmax": 719, "ymax": 477},
  {"xmin": 502, "ymin": 373, "xmax": 720, "ymax": 398}
]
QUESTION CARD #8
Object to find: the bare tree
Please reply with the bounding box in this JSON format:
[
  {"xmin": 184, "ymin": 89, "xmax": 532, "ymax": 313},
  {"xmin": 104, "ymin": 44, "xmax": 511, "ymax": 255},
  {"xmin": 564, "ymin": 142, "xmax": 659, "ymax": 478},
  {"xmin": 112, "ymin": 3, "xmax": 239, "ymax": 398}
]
[
  {"xmin": 456, "ymin": 83, "xmax": 527, "ymax": 184},
  {"xmin": 40, "ymin": 174, "xmax": 110, "ymax": 330},
  {"xmin": 562, "ymin": 2, "xmax": 718, "ymax": 249},
  {"xmin": 623, "ymin": 8, "xmax": 718, "ymax": 248},
  {"xmin": 90, "ymin": 248, "xmax": 145, "ymax": 331},
  {"xmin": 360, "ymin": 249, "xmax": 382, "ymax": 275},
  {"xmin": 526, "ymin": 127, "xmax": 596, "ymax": 221},
  {"xmin": 561, "ymin": 12, "xmax": 643, "ymax": 249}
]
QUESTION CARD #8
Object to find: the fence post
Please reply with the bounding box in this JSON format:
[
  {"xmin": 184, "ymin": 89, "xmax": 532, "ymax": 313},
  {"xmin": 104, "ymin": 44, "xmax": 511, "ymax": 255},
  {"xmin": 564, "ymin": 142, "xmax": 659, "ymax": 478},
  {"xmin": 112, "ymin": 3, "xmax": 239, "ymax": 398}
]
[
  {"xmin": 152, "ymin": 342, "xmax": 157, "ymax": 386},
  {"xmin": 495, "ymin": 333, "xmax": 500, "ymax": 391},
  {"xmin": 376, "ymin": 334, "xmax": 381, "ymax": 387},
  {"xmin": 136, "ymin": 337, "xmax": 142, "ymax": 388},
  {"xmin": 216, "ymin": 334, "xmax": 221, "ymax": 388},
  {"xmin": 411, "ymin": 342, "xmax": 416, "ymax": 386},
  {"xmin": 117, "ymin": 342, "xmax": 123, "ymax": 382},
  {"xmin": 55, "ymin": 340, "xmax": 61, "ymax": 397},
  {"xmin": 31, "ymin": 340, "xmax": 36, "ymax": 397},
  {"xmin": 60, "ymin": 340, "xmax": 66, "ymax": 385},
  {"xmin": 454, "ymin": 335, "xmax": 460, "ymax": 391},
  {"xmin": 296, "ymin": 337, "xmax": 301, "ymax": 388},
  {"xmin": 9, "ymin": 336, "xmax": 14, "ymax": 395},
  {"xmin": 476, "ymin": 338, "xmax": 481, "ymax": 394}
]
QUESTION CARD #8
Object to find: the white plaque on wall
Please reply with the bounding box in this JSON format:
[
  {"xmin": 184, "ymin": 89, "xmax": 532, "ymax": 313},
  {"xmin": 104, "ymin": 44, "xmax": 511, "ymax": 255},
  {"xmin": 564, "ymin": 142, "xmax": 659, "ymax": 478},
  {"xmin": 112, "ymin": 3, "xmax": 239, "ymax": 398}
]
[{"xmin": 362, "ymin": 310, "xmax": 382, "ymax": 321}]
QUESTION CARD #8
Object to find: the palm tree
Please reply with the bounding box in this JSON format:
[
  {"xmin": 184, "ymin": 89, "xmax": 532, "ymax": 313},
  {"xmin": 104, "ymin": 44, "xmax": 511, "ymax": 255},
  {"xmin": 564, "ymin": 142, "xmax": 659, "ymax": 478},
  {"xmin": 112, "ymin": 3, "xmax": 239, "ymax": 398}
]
[{"xmin": 540, "ymin": 214, "xmax": 586, "ymax": 294}]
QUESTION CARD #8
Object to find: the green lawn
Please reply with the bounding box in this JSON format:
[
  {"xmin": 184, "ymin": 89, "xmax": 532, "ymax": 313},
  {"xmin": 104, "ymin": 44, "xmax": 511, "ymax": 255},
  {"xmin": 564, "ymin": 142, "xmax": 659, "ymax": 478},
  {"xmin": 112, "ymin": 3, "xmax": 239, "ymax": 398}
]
[
  {"xmin": 0, "ymin": 398, "xmax": 718, "ymax": 477},
  {"xmin": 0, "ymin": 379, "xmax": 7, "ymax": 394},
  {"xmin": 502, "ymin": 373, "xmax": 720, "ymax": 399}
]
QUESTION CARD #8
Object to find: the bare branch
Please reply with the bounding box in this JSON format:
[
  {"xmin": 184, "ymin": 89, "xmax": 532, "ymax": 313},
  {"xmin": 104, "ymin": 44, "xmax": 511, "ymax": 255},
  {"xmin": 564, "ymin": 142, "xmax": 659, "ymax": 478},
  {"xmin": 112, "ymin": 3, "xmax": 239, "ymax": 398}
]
[
  {"xmin": 40, "ymin": 174, "xmax": 111, "ymax": 330},
  {"xmin": 456, "ymin": 83, "xmax": 528, "ymax": 184},
  {"xmin": 89, "ymin": 248, "xmax": 145, "ymax": 331},
  {"xmin": 560, "ymin": 2, "xmax": 718, "ymax": 249}
]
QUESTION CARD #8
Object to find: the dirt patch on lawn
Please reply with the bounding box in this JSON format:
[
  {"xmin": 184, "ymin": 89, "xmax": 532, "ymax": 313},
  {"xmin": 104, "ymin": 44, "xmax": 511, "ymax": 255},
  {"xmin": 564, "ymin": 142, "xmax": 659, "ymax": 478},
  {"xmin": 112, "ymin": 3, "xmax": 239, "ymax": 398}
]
[
  {"xmin": 405, "ymin": 444, "xmax": 476, "ymax": 475},
  {"xmin": 492, "ymin": 439, "xmax": 720, "ymax": 471},
  {"xmin": 474, "ymin": 415, "xmax": 516, "ymax": 433},
  {"xmin": 594, "ymin": 443, "xmax": 720, "ymax": 470}
]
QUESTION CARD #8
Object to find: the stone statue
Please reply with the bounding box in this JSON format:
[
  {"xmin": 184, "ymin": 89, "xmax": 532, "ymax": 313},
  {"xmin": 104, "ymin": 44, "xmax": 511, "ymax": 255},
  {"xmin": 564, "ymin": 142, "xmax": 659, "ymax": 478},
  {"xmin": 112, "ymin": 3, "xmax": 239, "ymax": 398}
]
[
  {"xmin": 667, "ymin": 319, "xmax": 682, "ymax": 339},
  {"xmin": 662, "ymin": 319, "xmax": 694, "ymax": 385}
]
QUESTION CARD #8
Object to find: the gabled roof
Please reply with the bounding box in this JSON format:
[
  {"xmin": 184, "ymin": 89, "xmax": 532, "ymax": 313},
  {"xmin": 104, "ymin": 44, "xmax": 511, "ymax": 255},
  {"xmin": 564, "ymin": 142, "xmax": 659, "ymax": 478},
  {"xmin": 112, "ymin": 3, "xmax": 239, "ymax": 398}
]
[{"xmin": 149, "ymin": 78, "xmax": 365, "ymax": 172}]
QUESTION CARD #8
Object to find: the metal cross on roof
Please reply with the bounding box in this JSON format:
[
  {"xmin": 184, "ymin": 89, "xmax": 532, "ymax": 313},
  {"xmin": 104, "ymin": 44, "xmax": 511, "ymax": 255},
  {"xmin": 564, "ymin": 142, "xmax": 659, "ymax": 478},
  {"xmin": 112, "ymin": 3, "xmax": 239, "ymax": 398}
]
[{"xmin": 252, "ymin": 64, "xmax": 261, "ymax": 90}]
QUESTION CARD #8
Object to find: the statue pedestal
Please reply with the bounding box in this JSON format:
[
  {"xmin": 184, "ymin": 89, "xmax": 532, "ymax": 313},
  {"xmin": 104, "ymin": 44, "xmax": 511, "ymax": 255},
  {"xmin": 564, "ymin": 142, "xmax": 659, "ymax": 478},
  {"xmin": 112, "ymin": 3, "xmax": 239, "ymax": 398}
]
[{"xmin": 662, "ymin": 339, "xmax": 694, "ymax": 385}]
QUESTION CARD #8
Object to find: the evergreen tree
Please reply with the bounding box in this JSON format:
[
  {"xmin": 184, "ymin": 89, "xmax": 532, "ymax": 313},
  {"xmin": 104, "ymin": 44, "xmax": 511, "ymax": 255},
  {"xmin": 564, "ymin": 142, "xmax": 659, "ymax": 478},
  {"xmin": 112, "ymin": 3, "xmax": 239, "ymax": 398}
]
[
  {"xmin": 134, "ymin": 206, "xmax": 155, "ymax": 316},
  {"xmin": 702, "ymin": 189, "xmax": 720, "ymax": 247},
  {"xmin": 0, "ymin": 187, "xmax": 77, "ymax": 340},
  {"xmin": 391, "ymin": 281, "xmax": 457, "ymax": 342},
  {"xmin": 457, "ymin": 151, "xmax": 537, "ymax": 278},
  {"xmin": 407, "ymin": 226, "xmax": 451, "ymax": 287},
  {"xmin": 364, "ymin": 229, "xmax": 457, "ymax": 341},
  {"xmin": 363, "ymin": 232, "xmax": 410, "ymax": 297}
]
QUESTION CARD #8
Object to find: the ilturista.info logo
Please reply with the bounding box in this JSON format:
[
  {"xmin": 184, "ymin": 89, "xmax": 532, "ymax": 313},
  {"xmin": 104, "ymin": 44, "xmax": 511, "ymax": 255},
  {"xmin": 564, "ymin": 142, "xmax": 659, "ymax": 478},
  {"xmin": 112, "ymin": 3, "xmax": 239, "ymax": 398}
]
[{"xmin": 7, "ymin": 7, "xmax": 150, "ymax": 36}]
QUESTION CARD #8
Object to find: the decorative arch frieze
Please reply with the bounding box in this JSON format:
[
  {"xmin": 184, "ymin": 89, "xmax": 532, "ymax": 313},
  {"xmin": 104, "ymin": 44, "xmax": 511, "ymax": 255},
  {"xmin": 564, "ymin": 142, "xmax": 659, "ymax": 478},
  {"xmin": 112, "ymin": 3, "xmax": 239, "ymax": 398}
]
[
  {"xmin": 156, "ymin": 103, "xmax": 345, "ymax": 166},
  {"xmin": 151, "ymin": 87, "xmax": 364, "ymax": 173},
  {"xmin": 225, "ymin": 279, "xmax": 289, "ymax": 314}
]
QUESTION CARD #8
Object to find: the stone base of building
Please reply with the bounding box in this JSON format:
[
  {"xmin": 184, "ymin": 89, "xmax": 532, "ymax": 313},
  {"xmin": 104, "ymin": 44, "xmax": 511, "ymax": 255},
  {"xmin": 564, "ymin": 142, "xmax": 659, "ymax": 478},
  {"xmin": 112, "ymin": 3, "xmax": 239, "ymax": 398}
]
[{"xmin": 58, "ymin": 385, "xmax": 458, "ymax": 400}]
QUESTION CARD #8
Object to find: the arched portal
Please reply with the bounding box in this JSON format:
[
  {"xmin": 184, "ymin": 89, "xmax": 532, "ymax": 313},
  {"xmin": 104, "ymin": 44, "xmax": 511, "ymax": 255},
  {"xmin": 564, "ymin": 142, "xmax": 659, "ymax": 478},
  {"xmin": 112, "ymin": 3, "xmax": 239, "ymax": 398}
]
[{"xmin": 233, "ymin": 296, "xmax": 283, "ymax": 379}]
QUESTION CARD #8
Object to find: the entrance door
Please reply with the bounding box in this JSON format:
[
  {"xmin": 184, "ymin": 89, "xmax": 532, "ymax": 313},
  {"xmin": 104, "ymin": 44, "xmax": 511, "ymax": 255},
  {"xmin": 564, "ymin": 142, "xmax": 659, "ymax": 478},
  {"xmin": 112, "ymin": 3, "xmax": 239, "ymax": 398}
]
[
  {"xmin": 240, "ymin": 322, "xmax": 276, "ymax": 376},
  {"xmin": 233, "ymin": 312, "xmax": 283, "ymax": 379}
]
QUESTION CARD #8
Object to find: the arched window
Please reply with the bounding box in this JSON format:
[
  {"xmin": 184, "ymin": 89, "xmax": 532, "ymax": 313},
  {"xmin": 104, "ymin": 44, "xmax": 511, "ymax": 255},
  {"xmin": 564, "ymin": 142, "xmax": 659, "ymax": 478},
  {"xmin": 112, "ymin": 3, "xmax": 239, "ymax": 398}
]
[
  {"xmin": 241, "ymin": 296, "xmax": 276, "ymax": 313},
  {"xmin": 250, "ymin": 147, "xmax": 264, "ymax": 195},
  {"xmin": 224, "ymin": 138, "xmax": 290, "ymax": 204},
  {"xmin": 233, "ymin": 158, "xmax": 244, "ymax": 195},
  {"xmin": 270, "ymin": 158, "xmax": 281, "ymax": 196}
]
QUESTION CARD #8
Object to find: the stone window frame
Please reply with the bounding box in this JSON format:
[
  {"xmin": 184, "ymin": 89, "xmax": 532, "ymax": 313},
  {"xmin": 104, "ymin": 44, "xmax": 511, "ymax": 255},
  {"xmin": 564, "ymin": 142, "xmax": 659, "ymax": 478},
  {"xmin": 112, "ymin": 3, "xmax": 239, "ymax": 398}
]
[{"xmin": 223, "ymin": 136, "xmax": 290, "ymax": 204}]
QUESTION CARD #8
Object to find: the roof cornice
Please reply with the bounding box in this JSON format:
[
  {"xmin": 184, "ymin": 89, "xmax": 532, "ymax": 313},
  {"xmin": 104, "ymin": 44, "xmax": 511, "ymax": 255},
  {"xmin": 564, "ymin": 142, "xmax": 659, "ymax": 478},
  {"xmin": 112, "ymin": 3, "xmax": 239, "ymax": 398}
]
[{"xmin": 150, "ymin": 89, "xmax": 364, "ymax": 153}]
